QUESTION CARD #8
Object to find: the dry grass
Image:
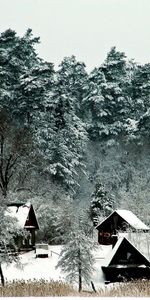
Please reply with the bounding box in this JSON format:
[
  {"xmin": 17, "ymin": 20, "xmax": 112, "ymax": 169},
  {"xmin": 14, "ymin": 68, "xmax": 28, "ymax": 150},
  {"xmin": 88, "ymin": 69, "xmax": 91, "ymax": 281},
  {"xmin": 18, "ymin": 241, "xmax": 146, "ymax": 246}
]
[
  {"xmin": 0, "ymin": 279, "xmax": 150, "ymax": 297},
  {"xmin": 99, "ymin": 280, "xmax": 150, "ymax": 297},
  {"xmin": 0, "ymin": 279, "xmax": 76, "ymax": 297}
]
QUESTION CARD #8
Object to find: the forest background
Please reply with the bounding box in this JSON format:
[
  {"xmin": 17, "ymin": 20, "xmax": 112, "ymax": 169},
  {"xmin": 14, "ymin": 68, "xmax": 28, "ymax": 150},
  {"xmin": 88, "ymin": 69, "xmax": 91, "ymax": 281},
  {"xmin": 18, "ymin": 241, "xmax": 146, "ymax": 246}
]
[{"xmin": 0, "ymin": 29, "xmax": 150, "ymax": 243}]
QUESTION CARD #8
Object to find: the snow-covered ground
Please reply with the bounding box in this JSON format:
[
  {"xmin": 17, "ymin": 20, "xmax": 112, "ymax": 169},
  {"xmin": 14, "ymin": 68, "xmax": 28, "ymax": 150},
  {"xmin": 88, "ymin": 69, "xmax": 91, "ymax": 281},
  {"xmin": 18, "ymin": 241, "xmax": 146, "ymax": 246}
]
[
  {"xmin": 3, "ymin": 244, "xmax": 112, "ymax": 290},
  {"xmin": 3, "ymin": 246, "xmax": 63, "ymax": 283}
]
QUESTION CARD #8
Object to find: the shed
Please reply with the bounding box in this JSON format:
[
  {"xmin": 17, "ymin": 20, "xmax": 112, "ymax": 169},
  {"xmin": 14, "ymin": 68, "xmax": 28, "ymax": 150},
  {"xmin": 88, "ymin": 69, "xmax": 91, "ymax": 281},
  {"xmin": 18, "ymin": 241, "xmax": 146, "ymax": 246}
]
[
  {"xmin": 6, "ymin": 202, "xmax": 39, "ymax": 250},
  {"xmin": 96, "ymin": 209, "xmax": 149, "ymax": 245},
  {"xmin": 102, "ymin": 237, "xmax": 150, "ymax": 282}
]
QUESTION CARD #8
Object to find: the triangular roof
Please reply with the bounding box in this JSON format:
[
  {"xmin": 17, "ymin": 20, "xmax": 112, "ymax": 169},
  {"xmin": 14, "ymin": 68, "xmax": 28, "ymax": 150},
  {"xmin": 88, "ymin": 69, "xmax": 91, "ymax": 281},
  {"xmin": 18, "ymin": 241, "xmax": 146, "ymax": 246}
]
[
  {"xmin": 96, "ymin": 209, "xmax": 149, "ymax": 231},
  {"xmin": 102, "ymin": 237, "xmax": 150, "ymax": 267},
  {"xmin": 6, "ymin": 202, "xmax": 39, "ymax": 229}
]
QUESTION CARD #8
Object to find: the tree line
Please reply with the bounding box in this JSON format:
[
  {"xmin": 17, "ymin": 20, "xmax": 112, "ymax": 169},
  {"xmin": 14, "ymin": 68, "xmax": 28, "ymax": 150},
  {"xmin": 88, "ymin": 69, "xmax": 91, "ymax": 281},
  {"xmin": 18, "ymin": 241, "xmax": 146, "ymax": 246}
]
[{"xmin": 0, "ymin": 28, "xmax": 150, "ymax": 289}]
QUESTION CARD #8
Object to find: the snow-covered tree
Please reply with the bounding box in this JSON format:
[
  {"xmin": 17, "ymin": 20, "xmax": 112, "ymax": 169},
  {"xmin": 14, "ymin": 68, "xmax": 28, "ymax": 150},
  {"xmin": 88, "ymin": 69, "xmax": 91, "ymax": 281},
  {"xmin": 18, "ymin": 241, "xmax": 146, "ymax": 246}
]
[
  {"xmin": 56, "ymin": 209, "xmax": 96, "ymax": 292},
  {"xmin": 0, "ymin": 29, "xmax": 39, "ymax": 115},
  {"xmin": 0, "ymin": 201, "xmax": 24, "ymax": 285},
  {"xmin": 17, "ymin": 60, "xmax": 54, "ymax": 125},
  {"xmin": 83, "ymin": 47, "xmax": 132, "ymax": 140},
  {"xmin": 90, "ymin": 183, "xmax": 114, "ymax": 225},
  {"xmin": 0, "ymin": 109, "xmax": 33, "ymax": 197},
  {"xmin": 57, "ymin": 55, "xmax": 88, "ymax": 117},
  {"xmin": 35, "ymin": 60, "xmax": 88, "ymax": 193},
  {"xmin": 36, "ymin": 195, "xmax": 72, "ymax": 244},
  {"xmin": 131, "ymin": 63, "xmax": 150, "ymax": 112}
]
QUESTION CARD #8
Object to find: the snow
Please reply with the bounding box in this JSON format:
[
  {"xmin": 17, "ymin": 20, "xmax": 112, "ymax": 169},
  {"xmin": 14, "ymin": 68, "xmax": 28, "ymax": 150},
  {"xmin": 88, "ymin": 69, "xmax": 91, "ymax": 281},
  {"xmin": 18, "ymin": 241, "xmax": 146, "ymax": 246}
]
[
  {"xmin": 3, "ymin": 246, "xmax": 63, "ymax": 282},
  {"xmin": 126, "ymin": 118, "xmax": 138, "ymax": 131},
  {"xmin": 5, "ymin": 203, "xmax": 31, "ymax": 228},
  {"xmin": 2, "ymin": 244, "xmax": 113, "ymax": 289},
  {"xmin": 101, "ymin": 236, "xmax": 150, "ymax": 268},
  {"xmin": 97, "ymin": 209, "xmax": 149, "ymax": 231},
  {"xmin": 35, "ymin": 243, "xmax": 49, "ymax": 256},
  {"xmin": 102, "ymin": 237, "xmax": 124, "ymax": 267},
  {"xmin": 116, "ymin": 209, "xmax": 149, "ymax": 230}
]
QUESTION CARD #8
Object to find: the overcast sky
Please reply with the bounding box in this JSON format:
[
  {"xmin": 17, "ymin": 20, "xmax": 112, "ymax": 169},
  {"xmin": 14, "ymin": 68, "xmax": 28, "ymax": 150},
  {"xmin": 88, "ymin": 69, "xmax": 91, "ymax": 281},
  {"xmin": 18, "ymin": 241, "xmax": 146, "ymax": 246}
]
[{"xmin": 0, "ymin": 0, "xmax": 150, "ymax": 71}]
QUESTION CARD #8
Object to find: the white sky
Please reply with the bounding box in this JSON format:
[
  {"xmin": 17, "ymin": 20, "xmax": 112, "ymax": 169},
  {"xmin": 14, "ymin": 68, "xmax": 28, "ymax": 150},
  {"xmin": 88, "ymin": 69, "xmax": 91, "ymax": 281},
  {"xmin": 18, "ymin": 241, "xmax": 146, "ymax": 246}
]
[{"xmin": 0, "ymin": 0, "xmax": 150, "ymax": 71}]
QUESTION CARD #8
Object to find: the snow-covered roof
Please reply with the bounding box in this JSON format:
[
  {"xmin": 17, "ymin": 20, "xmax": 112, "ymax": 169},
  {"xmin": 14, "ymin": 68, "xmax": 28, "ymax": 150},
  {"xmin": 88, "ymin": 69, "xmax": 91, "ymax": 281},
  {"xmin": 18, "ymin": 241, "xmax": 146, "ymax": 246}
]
[
  {"xmin": 5, "ymin": 203, "xmax": 31, "ymax": 228},
  {"xmin": 116, "ymin": 209, "xmax": 149, "ymax": 230},
  {"xmin": 102, "ymin": 237, "xmax": 150, "ymax": 267},
  {"xmin": 102, "ymin": 237, "xmax": 123, "ymax": 267},
  {"xmin": 96, "ymin": 209, "xmax": 149, "ymax": 231}
]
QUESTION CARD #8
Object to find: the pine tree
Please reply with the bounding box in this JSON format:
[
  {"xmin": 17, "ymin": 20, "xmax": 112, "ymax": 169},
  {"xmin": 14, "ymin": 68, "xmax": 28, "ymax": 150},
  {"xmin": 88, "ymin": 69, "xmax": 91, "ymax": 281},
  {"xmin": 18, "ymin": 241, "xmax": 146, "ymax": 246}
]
[
  {"xmin": 82, "ymin": 69, "xmax": 107, "ymax": 139},
  {"xmin": 90, "ymin": 183, "xmax": 114, "ymax": 226},
  {"xmin": 56, "ymin": 209, "xmax": 96, "ymax": 292},
  {"xmin": 35, "ymin": 59, "xmax": 88, "ymax": 193},
  {"xmin": 83, "ymin": 47, "xmax": 132, "ymax": 140},
  {"xmin": 0, "ymin": 29, "xmax": 39, "ymax": 116},
  {"xmin": 36, "ymin": 195, "xmax": 72, "ymax": 244},
  {"xmin": 57, "ymin": 55, "xmax": 88, "ymax": 117},
  {"xmin": 17, "ymin": 60, "xmax": 54, "ymax": 125}
]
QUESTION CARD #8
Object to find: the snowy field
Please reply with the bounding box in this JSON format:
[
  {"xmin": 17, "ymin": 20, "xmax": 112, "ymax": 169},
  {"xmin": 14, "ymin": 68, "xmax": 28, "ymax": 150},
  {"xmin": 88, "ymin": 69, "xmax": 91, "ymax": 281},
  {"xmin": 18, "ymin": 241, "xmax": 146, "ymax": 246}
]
[{"xmin": 3, "ymin": 244, "xmax": 112, "ymax": 290}]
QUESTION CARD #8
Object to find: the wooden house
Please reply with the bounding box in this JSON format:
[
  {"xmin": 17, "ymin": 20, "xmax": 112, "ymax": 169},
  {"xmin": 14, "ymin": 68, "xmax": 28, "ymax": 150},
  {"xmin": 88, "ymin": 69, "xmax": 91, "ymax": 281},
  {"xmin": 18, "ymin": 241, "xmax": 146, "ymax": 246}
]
[
  {"xmin": 102, "ymin": 237, "xmax": 150, "ymax": 282},
  {"xmin": 96, "ymin": 209, "xmax": 149, "ymax": 245},
  {"xmin": 6, "ymin": 202, "xmax": 39, "ymax": 250}
]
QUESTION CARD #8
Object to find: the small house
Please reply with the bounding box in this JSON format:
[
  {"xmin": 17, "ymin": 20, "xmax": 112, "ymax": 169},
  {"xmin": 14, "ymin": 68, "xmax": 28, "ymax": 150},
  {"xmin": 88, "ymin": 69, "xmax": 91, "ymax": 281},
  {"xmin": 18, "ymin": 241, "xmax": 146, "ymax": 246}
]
[
  {"xmin": 96, "ymin": 209, "xmax": 149, "ymax": 245},
  {"xmin": 6, "ymin": 202, "xmax": 39, "ymax": 250},
  {"xmin": 102, "ymin": 237, "xmax": 150, "ymax": 282}
]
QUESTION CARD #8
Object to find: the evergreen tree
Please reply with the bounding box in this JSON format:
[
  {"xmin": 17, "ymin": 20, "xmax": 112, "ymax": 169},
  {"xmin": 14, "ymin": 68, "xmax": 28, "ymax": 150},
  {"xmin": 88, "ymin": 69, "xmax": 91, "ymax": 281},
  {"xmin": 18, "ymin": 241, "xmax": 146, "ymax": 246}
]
[
  {"xmin": 82, "ymin": 69, "xmax": 106, "ymax": 139},
  {"xmin": 35, "ymin": 60, "xmax": 88, "ymax": 193},
  {"xmin": 17, "ymin": 60, "xmax": 54, "ymax": 125},
  {"xmin": 90, "ymin": 183, "xmax": 114, "ymax": 225},
  {"xmin": 83, "ymin": 47, "xmax": 132, "ymax": 140},
  {"xmin": 56, "ymin": 209, "xmax": 96, "ymax": 292},
  {"xmin": 36, "ymin": 195, "xmax": 72, "ymax": 244},
  {"xmin": 57, "ymin": 55, "xmax": 88, "ymax": 117},
  {"xmin": 0, "ymin": 29, "xmax": 39, "ymax": 115},
  {"xmin": 131, "ymin": 63, "xmax": 150, "ymax": 112}
]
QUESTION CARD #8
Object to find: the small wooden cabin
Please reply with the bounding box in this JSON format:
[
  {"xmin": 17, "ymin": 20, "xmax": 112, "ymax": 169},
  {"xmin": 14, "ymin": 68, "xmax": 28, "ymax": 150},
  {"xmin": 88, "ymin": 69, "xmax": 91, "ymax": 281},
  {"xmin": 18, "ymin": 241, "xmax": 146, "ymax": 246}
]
[
  {"xmin": 6, "ymin": 202, "xmax": 39, "ymax": 250},
  {"xmin": 102, "ymin": 237, "xmax": 150, "ymax": 282},
  {"xmin": 96, "ymin": 209, "xmax": 149, "ymax": 245}
]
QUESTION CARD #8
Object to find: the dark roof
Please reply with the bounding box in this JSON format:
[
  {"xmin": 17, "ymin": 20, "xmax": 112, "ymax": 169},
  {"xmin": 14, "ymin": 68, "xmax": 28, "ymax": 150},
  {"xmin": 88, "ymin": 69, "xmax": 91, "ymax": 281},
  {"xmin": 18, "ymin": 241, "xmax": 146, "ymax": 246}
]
[
  {"xmin": 7, "ymin": 202, "xmax": 26, "ymax": 208},
  {"xmin": 6, "ymin": 202, "xmax": 39, "ymax": 230},
  {"xmin": 102, "ymin": 237, "xmax": 150, "ymax": 267}
]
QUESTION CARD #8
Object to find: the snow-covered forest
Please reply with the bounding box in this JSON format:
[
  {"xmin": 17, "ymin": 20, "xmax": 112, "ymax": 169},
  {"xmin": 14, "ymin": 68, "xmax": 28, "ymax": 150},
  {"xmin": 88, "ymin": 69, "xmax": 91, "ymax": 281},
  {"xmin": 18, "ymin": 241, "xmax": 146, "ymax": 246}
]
[{"xmin": 0, "ymin": 28, "xmax": 150, "ymax": 243}]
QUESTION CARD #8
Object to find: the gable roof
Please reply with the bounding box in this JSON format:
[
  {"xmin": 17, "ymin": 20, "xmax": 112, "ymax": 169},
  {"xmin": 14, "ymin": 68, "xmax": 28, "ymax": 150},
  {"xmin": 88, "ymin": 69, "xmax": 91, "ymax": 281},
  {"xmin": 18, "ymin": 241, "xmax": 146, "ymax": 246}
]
[
  {"xmin": 102, "ymin": 237, "xmax": 150, "ymax": 267},
  {"xmin": 96, "ymin": 209, "xmax": 149, "ymax": 231},
  {"xmin": 116, "ymin": 210, "xmax": 149, "ymax": 230},
  {"xmin": 6, "ymin": 202, "xmax": 39, "ymax": 229}
]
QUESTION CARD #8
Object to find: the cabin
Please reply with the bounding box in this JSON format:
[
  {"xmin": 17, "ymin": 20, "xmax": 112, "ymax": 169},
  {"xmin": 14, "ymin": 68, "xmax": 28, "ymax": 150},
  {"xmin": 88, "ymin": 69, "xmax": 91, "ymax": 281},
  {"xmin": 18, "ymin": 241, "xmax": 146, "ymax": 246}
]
[
  {"xmin": 96, "ymin": 209, "xmax": 149, "ymax": 245},
  {"xmin": 102, "ymin": 237, "xmax": 150, "ymax": 282},
  {"xmin": 6, "ymin": 202, "xmax": 39, "ymax": 250}
]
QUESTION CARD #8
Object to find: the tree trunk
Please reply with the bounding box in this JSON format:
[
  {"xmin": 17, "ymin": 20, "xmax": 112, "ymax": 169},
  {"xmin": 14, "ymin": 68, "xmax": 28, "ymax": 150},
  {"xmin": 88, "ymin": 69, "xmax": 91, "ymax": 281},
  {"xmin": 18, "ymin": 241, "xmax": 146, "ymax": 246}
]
[
  {"xmin": 91, "ymin": 281, "xmax": 97, "ymax": 293},
  {"xmin": 0, "ymin": 263, "xmax": 5, "ymax": 286},
  {"xmin": 78, "ymin": 249, "xmax": 82, "ymax": 292}
]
